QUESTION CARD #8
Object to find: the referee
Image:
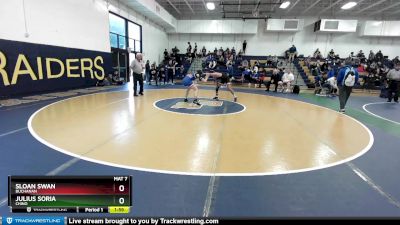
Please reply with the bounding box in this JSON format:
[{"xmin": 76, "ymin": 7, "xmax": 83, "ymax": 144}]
[
  {"xmin": 130, "ymin": 53, "xmax": 145, "ymax": 96},
  {"xmin": 386, "ymin": 63, "xmax": 400, "ymax": 103}
]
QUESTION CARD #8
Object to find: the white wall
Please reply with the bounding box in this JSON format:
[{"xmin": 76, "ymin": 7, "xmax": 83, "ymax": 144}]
[
  {"xmin": 168, "ymin": 33, "xmax": 252, "ymax": 55},
  {"xmin": 168, "ymin": 18, "xmax": 400, "ymax": 58},
  {"xmin": 0, "ymin": 0, "xmax": 110, "ymax": 52},
  {"xmin": 132, "ymin": 0, "xmax": 177, "ymax": 30},
  {"xmin": 171, "ymin": 20, "xmax": 258, "ymax": 34},
  {"xmin": 361, "ymin": 21, "xmax": 400, "ymax": 37},
  {"xmin": 0, "ymin": 0, "xmax": 168, "ymax": 63},
  {"xmin": 108, "ymin": 0, "xmax": 168, "ymax": 64}
]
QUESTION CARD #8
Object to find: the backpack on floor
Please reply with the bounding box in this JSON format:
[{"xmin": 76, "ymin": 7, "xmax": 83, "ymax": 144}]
[{"xmin": 293, "ymin": 85, "xmax": 300, "ymax": 94}]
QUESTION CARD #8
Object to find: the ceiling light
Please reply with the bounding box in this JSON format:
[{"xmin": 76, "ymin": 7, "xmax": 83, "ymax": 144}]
[
  {"xmin": 341, "ymin": 2, "xmax": 357, "ymax": 10},
  {"xmin": 206, "ymin": 2, "xmax": 215, "ymax": 10},
  {"xmin": 279, "ymin": 1, "xmax": 291, "ymax": 9}
]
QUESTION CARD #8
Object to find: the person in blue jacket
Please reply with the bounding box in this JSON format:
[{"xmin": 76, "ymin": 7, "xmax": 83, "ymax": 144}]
[
  {"xmin": 337, "ymin": 60, "xmax": 359, "ymax": 113},
  {"xmin": 327, "ymin": 66, "xmax": 337, "ymax": 79},
  {"xmin": 182, "ymin": 71, "xmax": 206, "ymax": 106}
]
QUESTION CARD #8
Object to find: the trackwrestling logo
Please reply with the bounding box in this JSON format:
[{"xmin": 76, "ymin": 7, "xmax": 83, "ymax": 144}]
[{"xmin": 3, "ymin": 217, "xmax": 64, "ymax": 225}]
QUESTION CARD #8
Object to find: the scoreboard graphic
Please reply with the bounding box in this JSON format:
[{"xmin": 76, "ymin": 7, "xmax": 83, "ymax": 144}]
[{"xmin": 8, "ymin": 176, "xmax": 132, "ymax": 213}]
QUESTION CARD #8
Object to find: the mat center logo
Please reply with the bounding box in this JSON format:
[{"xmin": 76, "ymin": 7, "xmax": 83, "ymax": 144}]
[
  {"xmin": 154, "ymin": 98, "xmax": 245, "ymax": 116},
  {"xmin": 170, "ymin": 100, "xmax": 224, "ymax": 109}
]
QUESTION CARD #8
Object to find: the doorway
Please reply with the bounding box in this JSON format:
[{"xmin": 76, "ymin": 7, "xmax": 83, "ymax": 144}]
[{"xmin": 111, "ymin": 48, "xmax": 129, "ymax": 82}]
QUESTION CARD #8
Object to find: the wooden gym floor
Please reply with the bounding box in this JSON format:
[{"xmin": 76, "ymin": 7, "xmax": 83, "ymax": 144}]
[{"xmin": 0, "ymin": 83, "xmax": 400, "ymax": 217}]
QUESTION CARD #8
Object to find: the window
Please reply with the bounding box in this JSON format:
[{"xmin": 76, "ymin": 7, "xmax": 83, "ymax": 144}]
[
  {"xmin": 109, "ymin": 13, "xmax": 125, "ymax": 36},
  {"xmin": 108, "ymin": 12, "xmax": 142, "ymax": 52},
  {"xmin": 109, "ymin": 33, "xmax": 118, "ymax": 48},
  {"xmin": 128, "ymin": 22, "xmax": 141, "ymax": 41},
  {"xmin": 135, "ymin": 40, "xmax": 141, "ymax": 52},
  {"xmin": 109, "ymin": 13, "xmax": 126, "ymax": 49},
  {"xmin": 128, "ymin": 21, "xmax": 142, "ymax": 52}
]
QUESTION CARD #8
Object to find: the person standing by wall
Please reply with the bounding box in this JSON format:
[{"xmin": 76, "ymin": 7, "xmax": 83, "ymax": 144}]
[
  {"xmin": 187, "ymin": 42, "xmax": 192, "ymax": 56},
  {"xmin": 130, "ymin": 53, "xmax": 145, "ymax": 96},
  {"xmin": 193, "ymin": 43, "xmax": 198, "ymax": 56},
  {"xmin": 145, "ymin": 60, "xmax": 150, "ymax": 84},
  {"xmin": 386, "ymin": 63, "xmax": 400, "ymax": 103},
  {"xmin": 149, "ymin": 62, "xmax": 158, "ymax": 86},
  {"xmin": 242, "ymin": 40, "xmax": 247, "ymax": 54},
  {"xmin": 166, "ymin": 59, "xmax": 175, "ymax": 85},
  {"xmin": 337, "ymin": 60, "xmax": 359, "ymax": 113}
]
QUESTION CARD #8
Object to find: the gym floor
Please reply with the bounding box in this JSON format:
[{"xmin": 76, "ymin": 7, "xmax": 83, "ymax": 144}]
[{"xmin": 1, "ymin": 83, "xmax": 400, "ymax": 217}]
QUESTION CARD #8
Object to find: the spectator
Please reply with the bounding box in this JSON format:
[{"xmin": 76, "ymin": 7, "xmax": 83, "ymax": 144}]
[
  {"xmin": 320, "ymin": 62, "xmax": 328, "ymax": 72},
  {"xmin": 288, "ymin": 45, "xmax": 297, "ymax": 63},
  {"xmin": 202, "ymin": 46, "xmax": 207, "ymax": 57},
  {"xmin": 242, "ymin": 68, "xmax": 255, "ymax": 87},
  {"xmin": 328, "ymin": 49, "xmax": 335, "ymax": 59},
  {"xmin": 357, "ymin": 50, "xmax": 365, "ymax": 58},
  {"xmin": 279, "ymin": 69, "xmax": 295, "ymax": 93},
  {"xmin": 179, "ymin": 65, "xmax": 185, "ymax": 78},
  {"xmin": 264, "ymin": 68, "xmax": 279, "ymax": 92},
  {"xmin": 271, "ymin": 55, "xmax": 278, "ymax": 67},
  {"xmin": 242, "ymin": 40, "xmax": 247, "ymax": 54},
  {"xmin": 357, "ymin": 64, "xmax": 366, "ymax": 73},
  {"xmin": 375, "ymin": 50, "xmax": 384, "ymax": 62},
  {"xmin": 240, "ymin": 59, "xmax": 249, "ymax": 70},
  {"xmin": 226, "ymin": 62, "xmax": 234, "ymax": 77},
  {"xmin": 218, "ymin": 47, "xmax": 223, "ymax": 57},
  {"xmin": 357, "ymin": 50, "xmax": 366, "ymax": 63},
  {"xmin": 145, "ymin": 60, "xmax": 150, "ymax": 83},
  {"xmin": 251, "ymin": 69, "xmax": 263, "ymax": 88},
  {"xmin": 237, "ymin": 50, "xmax": 243, "ymax": 60},
  {"xmin": 158, "ymin": 63, "xmax": 166, "ymax": 85},
  {"xmin": 163, "ymin": 49, "xmax": 169, "ymax": 60},
  {"xmin": 149, "ymin": 63, "xmax": 158, "ymax": 86},
  {"xmin": 368, "ymin": 50, "xmax": 375, "ymax": 63},
  {"xmin": 314, "ymin": 71, "xmax": 324, "ymax": 94},
  {"xmin": 325, "ymin": 76, "xmax": 338, "ymax": 96},
  {"xmin": 193, "ymin": 43, "xmax": 198, "ymax": 55},
  {"xmin": 392, "ymin": 56, "xmax": 399, "ymax": 65},
  {"xmin": 313, "ymin": 48, "xmax": 322, "ymax": 59},
  {"xmin": 311, "ymin": 64, "xmax": 320, "ymax": 77},
  {"xmin": 337, "ymin": 59, "xmax": 359, "ymax": 113},
  {"xmin": 172, "ymin": 46, "xmax": 179, "ymax": 55},
  {"xmin": 187, "ymin": 42, "xmax": 192, "ymax": 55},
  {"xmin": 166, "ymin": 59, "xmax": 175, "ymax": 85}
]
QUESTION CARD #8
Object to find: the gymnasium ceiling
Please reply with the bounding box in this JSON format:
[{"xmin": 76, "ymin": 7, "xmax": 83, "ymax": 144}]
[{"xmin": 153, "ymin": 0, "xmax": 400, "ymax": 20}]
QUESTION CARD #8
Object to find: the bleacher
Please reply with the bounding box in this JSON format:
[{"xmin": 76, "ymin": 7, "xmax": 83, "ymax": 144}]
[
  {"xmin": 168, "ymin": 51, "xmax": 389, "ymax": 93},
  {"xmin": 294, "ymin": 59, "xmax": 313, "ymax": 88},
  {"xmin": 295, "ymin": 57, "xmax": 386, "ymax": 91}
]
